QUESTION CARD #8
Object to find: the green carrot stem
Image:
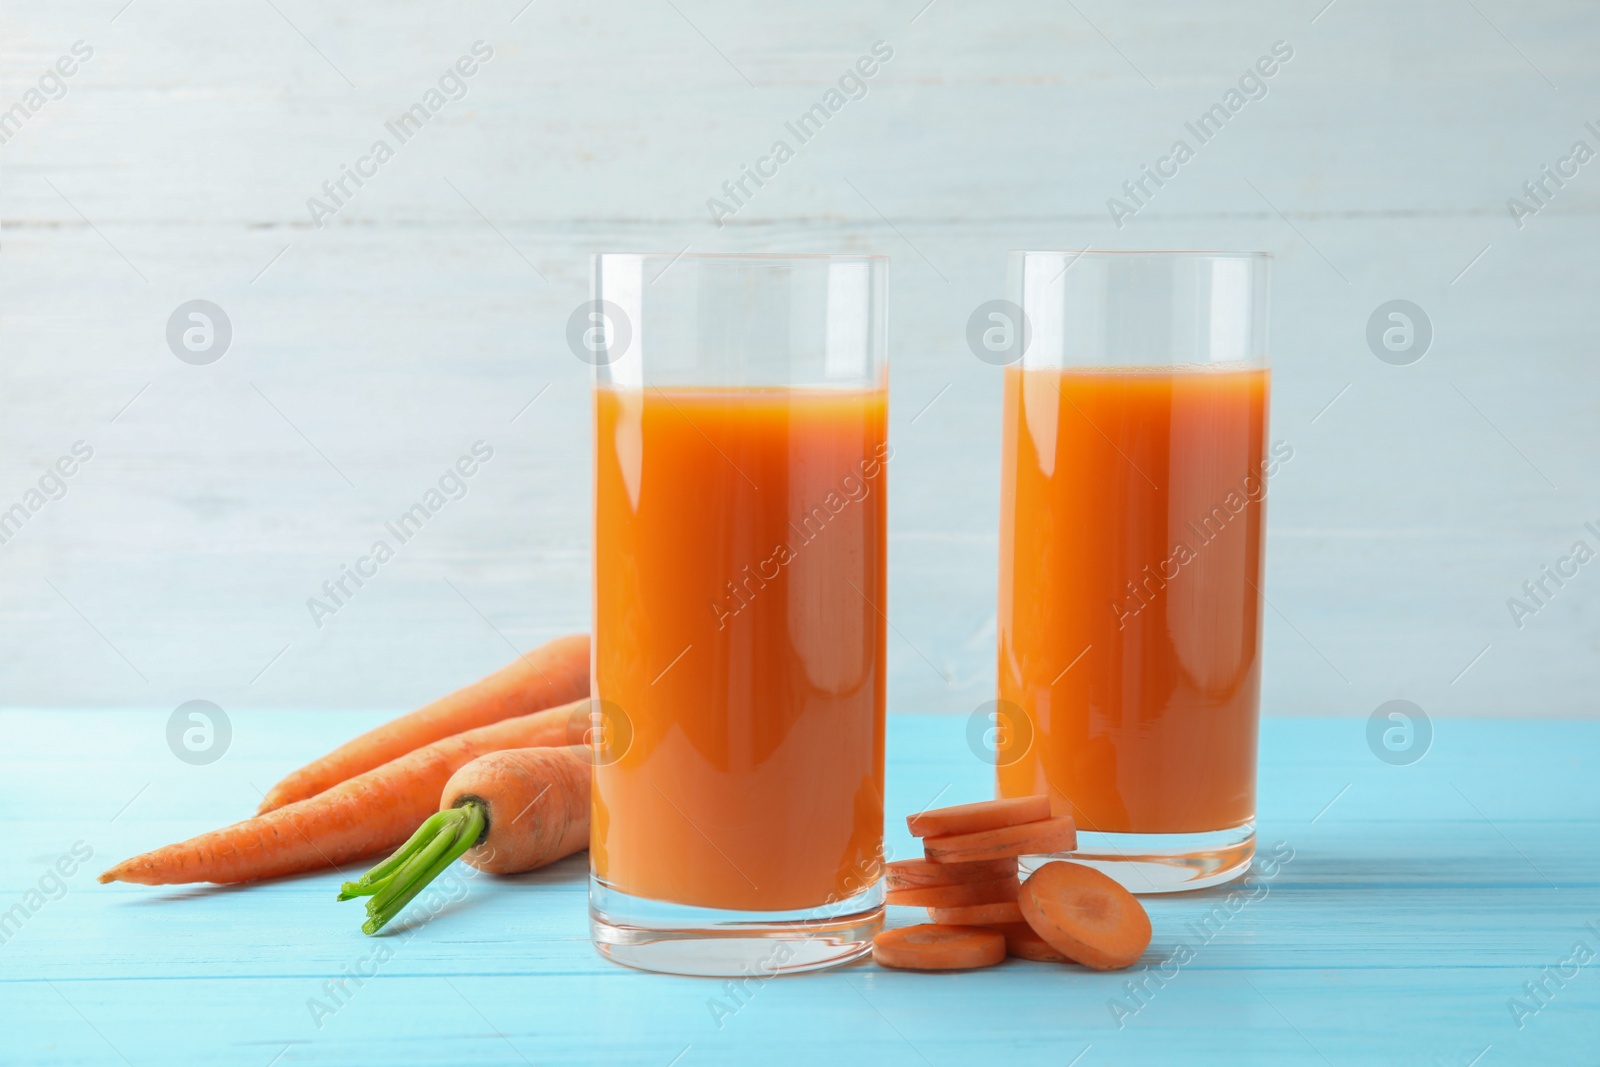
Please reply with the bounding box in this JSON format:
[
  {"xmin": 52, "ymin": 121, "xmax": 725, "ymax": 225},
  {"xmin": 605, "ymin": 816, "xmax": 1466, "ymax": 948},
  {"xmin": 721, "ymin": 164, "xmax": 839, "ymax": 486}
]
[
  {"xmin": 354, "ymin": 802, "xmax": 486, "ymax": 936},
  {"xmin": 365, "ymin": 816, "xmax": 462, "ymax": 915},
  {"xmin": 337, "ymin": 809, "xmax": 458, "ymax": 900}
]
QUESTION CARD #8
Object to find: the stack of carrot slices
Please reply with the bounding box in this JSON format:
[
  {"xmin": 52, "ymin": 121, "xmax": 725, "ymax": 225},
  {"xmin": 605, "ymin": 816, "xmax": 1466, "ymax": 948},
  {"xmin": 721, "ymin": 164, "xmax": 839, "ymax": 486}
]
[{"xmin": 873, "ymin": 797, "xmax": 1151, "ymax": 972}]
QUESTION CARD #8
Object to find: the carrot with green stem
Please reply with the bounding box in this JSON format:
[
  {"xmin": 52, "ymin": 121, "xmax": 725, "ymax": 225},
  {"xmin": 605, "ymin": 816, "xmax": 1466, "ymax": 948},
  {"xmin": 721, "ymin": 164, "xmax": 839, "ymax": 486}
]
[
  {"xmin": 341, "ymin": 745, "xmax": 591, "ymax": 934},
  {"xmin": 256, "ymin": 633, "xmax": 589, "ymax": 814},
  {"xmin": 99, "ymin": 699, "xmax": 589, "ymax": 886}
]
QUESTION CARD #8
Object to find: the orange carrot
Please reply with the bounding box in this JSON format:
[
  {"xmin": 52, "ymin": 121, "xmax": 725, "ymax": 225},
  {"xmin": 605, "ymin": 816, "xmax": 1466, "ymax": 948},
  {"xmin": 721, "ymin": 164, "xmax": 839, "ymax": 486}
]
[
  {"xmin": 340, "ymin": 746, "xmax": 592, "ymax": 934},
  {"xmin": 443, "ymin": 747, "xmax": 591, "ymax": 874},
  {"xmin": 257, "ymin": 633, "xmax": 589, "ymax": 813},
  {"xmin": 906, "ymin": 796, "xmax": 1050, "ymax": 838},
  {"xmin": 928, "ymin": 901, "xmax": 1024, "ymax": 925},
  {"xmin": 923, "ymin": 815, "xmax": 1077, "ymax": 863},
  {"xmin": 98, "ymin": 699, "xmax": 587, "ymax": 886},
  {"xmin": 1017, "ymin": 861, "xmax": 1152, "ymax": 971},
  {"xmin": 872, "ymin": 924, "xmax": 1006, "ymax": 971},
  {"xmin": 886, "ymin": 856, "xmax": 1016, "ymax": 890},
  {"xmin": 992, "ymin": 921, "xmax": 1068, "ymax": 963},
  {"xmin": 885, "ymin": 876, "xmax": 1019, "ymax": 909}
]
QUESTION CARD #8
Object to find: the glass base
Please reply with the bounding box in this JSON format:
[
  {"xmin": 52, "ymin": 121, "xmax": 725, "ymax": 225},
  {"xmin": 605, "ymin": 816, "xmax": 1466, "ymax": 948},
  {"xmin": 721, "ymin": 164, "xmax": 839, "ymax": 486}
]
[
  {"xmin": 589, "ymin": 879, "xmax": 884, "ymax": 976},
  {"xmin": 1023, "ymin": 824, "xmax": 1254, "ymax": 894}
]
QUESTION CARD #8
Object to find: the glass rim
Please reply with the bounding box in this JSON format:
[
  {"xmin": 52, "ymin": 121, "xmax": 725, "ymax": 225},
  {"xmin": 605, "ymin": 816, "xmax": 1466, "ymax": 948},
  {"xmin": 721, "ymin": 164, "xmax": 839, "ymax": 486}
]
[
  {"xmin": 1009, "ymin": 249, "xmax": 1273, "ymax": 260},
  {"xmin": 595, "ymin": 251, "xmax": 890, "ymax": 263}
]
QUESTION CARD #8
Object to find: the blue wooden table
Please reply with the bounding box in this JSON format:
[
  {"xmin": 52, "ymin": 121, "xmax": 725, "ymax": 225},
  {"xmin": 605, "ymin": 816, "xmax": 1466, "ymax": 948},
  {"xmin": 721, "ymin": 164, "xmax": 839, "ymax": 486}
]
[{"xmin": 2, "ymin": 710, "xmax": 1596, "ymax": 1066}]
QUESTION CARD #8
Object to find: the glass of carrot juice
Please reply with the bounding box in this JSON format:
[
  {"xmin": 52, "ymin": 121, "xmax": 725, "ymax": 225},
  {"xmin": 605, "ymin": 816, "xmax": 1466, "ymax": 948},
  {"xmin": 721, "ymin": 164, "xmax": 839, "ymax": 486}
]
[
  {"xmin": 587, "ymin": 253, "xmax": 889, "ymax": 975},
  {"xmin": 996, "ymin": 250, "xmax": 1274, "ymax": 892}
]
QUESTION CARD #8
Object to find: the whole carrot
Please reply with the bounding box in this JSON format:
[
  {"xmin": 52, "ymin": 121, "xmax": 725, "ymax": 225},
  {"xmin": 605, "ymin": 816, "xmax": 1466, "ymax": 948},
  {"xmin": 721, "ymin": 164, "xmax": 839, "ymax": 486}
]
[
  {"xmin": 340, "ymin": 745, "xmax": 591, "ymax": 934},
  {"xmin": 256, "ymin": 633, "xmax": 589, "ymax": 814},
  {"xmin": 98, "ymin": 699, "xmax": 588, "ymax": 887}
]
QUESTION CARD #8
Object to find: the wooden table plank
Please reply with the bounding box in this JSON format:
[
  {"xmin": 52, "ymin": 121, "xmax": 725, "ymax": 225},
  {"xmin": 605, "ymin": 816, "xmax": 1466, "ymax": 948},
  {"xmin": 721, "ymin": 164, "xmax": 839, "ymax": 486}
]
[{"xmin": 2, "ymin": 711, "xmax": 1596, "ymax": 1065}]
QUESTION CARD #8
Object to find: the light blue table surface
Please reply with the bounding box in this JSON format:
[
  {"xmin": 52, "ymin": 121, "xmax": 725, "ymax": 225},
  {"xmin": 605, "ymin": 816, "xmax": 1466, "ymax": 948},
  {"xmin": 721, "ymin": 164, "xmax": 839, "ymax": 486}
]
[{"xmin": 2, "ymin": 710, "xmax": 1596, "ymax": 1066}]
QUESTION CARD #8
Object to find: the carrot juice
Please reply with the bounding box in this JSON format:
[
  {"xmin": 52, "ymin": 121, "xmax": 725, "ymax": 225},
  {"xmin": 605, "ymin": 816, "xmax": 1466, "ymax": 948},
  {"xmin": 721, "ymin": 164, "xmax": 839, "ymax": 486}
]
[
  {"xmin": 997, "ymin": 364, "xmax": 1278, "ymax": 836},
  {"xmin": 592, "ymin": 385, "xmax": 888, "ymax": 914}
]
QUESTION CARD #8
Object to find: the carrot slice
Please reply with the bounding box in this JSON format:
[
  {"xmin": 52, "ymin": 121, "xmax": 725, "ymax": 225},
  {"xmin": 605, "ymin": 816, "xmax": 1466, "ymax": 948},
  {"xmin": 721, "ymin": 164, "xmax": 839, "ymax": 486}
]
[
  {"xmin": 992, "ymin": 922, "xmax": 1068, "ymax": 963},
  {"xmin": 886, "ymin": 857, "xmax": 1016, "ymax": 890},
  {"xmin": 923, "ymin": 816, "xmax": 1077, "ymax": 863},
  {"xmin": 1018, "ymin": 861, "xmax": 1152, "ymax": 971},
  {"xmin": 907, "ymin": 796, "xmax": 1051, "ymax": 838},
  {"xmin": 928, "ymin": 901, "xmax": 1024, "ymax": 925},
  {"xmin": 872, "ymin": 924, "xmax": 1006, "ymax": 971},
  {"xmin": 885, "ymin": 876, "xmax": 1019, "ymax": 909}
]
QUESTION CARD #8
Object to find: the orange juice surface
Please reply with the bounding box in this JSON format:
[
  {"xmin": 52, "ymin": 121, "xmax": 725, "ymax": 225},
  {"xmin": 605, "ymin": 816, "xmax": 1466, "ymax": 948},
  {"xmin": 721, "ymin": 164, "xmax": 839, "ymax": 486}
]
[
  {"xmin": 593, "ymin": 385, "xmax": 888, "ymax": 912},
  {"xmin": 997, "ymin": 365, "xmax": 1274, "ymax": 835}
]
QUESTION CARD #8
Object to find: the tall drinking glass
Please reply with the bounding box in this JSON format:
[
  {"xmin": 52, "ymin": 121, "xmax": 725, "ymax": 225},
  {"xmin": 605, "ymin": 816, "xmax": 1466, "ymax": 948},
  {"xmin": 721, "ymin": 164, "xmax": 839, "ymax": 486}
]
[
  {"xmin": 996, "ymin": 250, "xmax": 1273, "ymax": 892},
  {"xmin": 588, "ymin": 253, "xmax": 889, "ymax": 975}
]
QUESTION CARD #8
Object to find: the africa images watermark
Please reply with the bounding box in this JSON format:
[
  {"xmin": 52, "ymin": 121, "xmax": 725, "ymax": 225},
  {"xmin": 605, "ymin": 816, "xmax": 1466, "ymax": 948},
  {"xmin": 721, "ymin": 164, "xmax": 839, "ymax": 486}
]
[
  {"xmin": 1110, "ymin": 440, "xmax": 1293, "ymax": 630},
  {"xmin": 1108, "ymin": 840, "xmax": 1296, "ymax": 1029},
  {"xmin": 708, "ymin": 441, "xmax": 892, "ymax": 630},
  {"xmin": 705, "ymin": 845, "xmax": 892, "ymax": 1030},
  {"xmin": 0, "ymin": 441, "xmax": 95, "ymax": 548},
  {"xmin": 0, "ymin": 841, "xmax": 95, "ymax": 948},
  {"xmin": 1505, "ymin": 519, "xmax": 1600, "ymax": 630},
  {"xmin": 1367, "ymin": 699, "xmax": 1432, "ymax": 766},
  {"xmin": 306, "ymin": 863, "xmax": 479, "ymax": 1029},
  {"xmin": 1506, "ymin": 916, "xmax": 1600, "ymax": 1031},
  {"xmin": 167, "ymin": 700, "xmax": 232, "ymax": 766},
  {"xmin": 0, "ymin": 40, "xmax": 94, "ymax": 146},
  {"xmin": 1107, "ymin": 40, "xmax": 1295, "ymax": 228},
  {"xmin": 1505, "ymin": 120, "xmax": 1600, "ymax": 230},
  {"xmin": 306, "ymin": 41, "xmax": 495, "ymax": 227},
  {"xmin": 706, "ymin": 40, "xmax": 895, "ymax": 227},
  {"xmin": 306, "ymin": 442, "xmax": 494, "ymax": 629}
]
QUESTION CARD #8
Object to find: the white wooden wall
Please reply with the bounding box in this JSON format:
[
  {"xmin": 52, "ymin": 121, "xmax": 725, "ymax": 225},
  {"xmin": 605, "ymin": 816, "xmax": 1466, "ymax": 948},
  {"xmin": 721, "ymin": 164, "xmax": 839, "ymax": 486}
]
[{"xmin": 2, "ymin": 1, "xmax": 1594, "ymax": 719}]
